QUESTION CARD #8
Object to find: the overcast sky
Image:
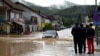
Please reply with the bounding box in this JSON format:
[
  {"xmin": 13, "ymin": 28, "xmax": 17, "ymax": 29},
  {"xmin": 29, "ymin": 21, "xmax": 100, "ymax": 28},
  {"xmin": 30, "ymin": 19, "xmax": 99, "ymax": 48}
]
[{"xmin": 25, "ymin": 0, "xmax": 100, "ymax": 7}]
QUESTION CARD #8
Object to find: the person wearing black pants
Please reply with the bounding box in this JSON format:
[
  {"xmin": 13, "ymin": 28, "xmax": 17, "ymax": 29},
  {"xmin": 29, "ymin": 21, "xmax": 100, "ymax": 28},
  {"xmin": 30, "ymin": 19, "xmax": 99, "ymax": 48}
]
[
  {"xmin": 80, "ymin": 24, "xmax": 87, "ymax": 53},
  {"xmin": 71, "ymin": 23, "xmax": 82, "ymax": 54},
  {"xmin": 73, "ymin": 37, "xmax": 79, "ymax": 54}
]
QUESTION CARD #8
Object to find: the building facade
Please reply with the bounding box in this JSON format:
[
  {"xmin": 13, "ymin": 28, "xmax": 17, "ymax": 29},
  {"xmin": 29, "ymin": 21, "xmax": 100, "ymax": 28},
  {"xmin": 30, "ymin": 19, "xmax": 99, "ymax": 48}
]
[
  {"xmin": 0, "ymin": 0, "xmax": 25, "ymax": 34},
  {"xmin": 16, "ymin": 2, "xmax": 42, "ymax": 33}
]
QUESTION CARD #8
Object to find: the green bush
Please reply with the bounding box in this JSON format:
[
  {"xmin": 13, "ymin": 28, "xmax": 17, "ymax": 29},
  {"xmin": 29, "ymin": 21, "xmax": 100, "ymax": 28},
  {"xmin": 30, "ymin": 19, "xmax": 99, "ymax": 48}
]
[{"xmin": 43, "ymin": 23, "xmax": 54, "ymax": 31}]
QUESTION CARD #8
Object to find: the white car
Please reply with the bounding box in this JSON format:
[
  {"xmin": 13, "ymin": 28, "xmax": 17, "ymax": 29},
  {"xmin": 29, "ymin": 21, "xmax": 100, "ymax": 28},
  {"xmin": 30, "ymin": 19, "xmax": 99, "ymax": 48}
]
[{"xmin": 42, "ymin": 30, "xmax": 58, "ymax": 38}]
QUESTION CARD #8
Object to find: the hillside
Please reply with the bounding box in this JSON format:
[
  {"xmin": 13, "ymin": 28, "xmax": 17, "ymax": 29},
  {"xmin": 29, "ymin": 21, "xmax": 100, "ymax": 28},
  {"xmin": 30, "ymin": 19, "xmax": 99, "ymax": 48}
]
[
  {"xmin": 12, "ymin": 0, "xmax": 96, "ymax": 26},
  {"xmin": 12, "ymin": 0, "xmax": 77, "ymax": 16},
  {"xmin": 53, "ymin": 5, "xmax": 96, "ymax": 26},
  {"xmin": 54, "ymin": 5, "xmax": 95, "ymax": 20},
  {"xmin": 12, "ymin": 0, "xmax": 96, "ymax": 19}
]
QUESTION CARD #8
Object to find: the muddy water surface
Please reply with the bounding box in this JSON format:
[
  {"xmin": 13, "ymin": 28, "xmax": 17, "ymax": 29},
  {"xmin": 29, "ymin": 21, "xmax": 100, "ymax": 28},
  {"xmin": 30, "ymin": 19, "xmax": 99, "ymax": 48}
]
[{"xmin": 0, "ymin": 38, "xmax": 73, "ymax": 56}]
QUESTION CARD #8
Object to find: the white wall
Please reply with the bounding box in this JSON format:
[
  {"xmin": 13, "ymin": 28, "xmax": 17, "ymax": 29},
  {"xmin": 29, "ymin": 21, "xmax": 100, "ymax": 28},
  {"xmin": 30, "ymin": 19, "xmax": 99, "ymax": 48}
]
[
  {"xmin": 10, "ymin": 12, "xmax": 14, "ymax": 20},
  {"xmin": 10, "ymin": 12, "xmax": 21, "ymax": 20},
  {"xmin": 17, "ymin": 4, "xmax": 42, "ymax": 31},
  {"xmin": 31, "ymin": 12, "xmax": 42, "ymax": 30},
  {"xmin": 44, "ymin": 19, "xmax": 51, "ymax": 23}
]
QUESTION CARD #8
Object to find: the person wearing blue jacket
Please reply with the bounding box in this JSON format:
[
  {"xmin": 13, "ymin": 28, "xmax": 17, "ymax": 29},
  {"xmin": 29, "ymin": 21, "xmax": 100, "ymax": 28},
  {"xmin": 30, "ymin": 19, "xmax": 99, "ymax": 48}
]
[{"xmin": 86, "ymin": 23, "xmax": 95, "ymax": 54}]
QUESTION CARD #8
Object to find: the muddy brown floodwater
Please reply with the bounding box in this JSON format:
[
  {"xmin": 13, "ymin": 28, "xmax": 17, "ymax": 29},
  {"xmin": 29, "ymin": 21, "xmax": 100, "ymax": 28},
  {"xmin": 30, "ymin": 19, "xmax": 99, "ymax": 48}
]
[
  {"xmin": 0, "ymin": 40, "xmax": 37, "ymax": 56},
  {"xmin": 0, "ymin": 38, "xmax": 73, "ymax": 56}
]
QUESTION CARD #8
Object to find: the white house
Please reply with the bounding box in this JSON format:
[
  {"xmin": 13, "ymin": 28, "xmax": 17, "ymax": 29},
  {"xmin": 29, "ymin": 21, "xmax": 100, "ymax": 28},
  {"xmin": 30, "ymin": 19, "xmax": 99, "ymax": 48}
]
[
  {"xmin": 16, "ymin": 2, "xmax": 42, "ymax": 33},
  {"xmin": 47, "ymin": 15, "xmax": 64, "ymax": 30},
  {"xmin": 40, "ymin": 15, "xmax": 51, "ymax": 24}
]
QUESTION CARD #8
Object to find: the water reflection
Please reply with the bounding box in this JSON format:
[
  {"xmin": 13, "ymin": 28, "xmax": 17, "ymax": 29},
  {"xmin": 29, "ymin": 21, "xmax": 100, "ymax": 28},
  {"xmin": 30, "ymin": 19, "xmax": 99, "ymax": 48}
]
[
  {"xmin": 0, "ymin": 38, "xmax": 74, "ymax": 56},
  {"xmin": 0, "ymin": 40, "xmax": 37, "ymax": 56},
  {"xmin": 0, "ymin": 40, "xmax": 10, "ymax": 56}
]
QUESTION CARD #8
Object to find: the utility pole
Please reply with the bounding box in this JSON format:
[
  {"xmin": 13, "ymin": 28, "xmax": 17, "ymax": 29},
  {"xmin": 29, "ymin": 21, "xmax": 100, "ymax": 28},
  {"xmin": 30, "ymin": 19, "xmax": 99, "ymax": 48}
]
[
  {"xmin": 77, "ymin": 0, "xmax": 86, "ymax": 24},
  {"xmin": 84, "ymin": 0, "xmax": 86, "ymax": 23},
  {"xmin": 81, "ymin": 0, "xmax": 86, "ymax": 24},
  {"xmin": 95, "ymin": 0, "xmax": 99, "ymax": 45},
  {"xmin": 95, "ymin": 0, "xmax": 98, "ymax": 11}
]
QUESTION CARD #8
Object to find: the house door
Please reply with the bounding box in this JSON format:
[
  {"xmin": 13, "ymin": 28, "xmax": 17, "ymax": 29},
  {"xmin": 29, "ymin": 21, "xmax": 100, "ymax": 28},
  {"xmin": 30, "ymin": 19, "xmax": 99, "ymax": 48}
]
[{"xmin": 0, "ymin": 15, "xmax": 5, "ymax": 34}]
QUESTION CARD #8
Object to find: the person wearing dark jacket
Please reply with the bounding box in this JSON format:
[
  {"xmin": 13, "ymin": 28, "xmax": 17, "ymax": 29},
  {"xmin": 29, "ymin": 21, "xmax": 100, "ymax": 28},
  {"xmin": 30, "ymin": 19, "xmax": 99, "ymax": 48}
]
[
  {"xmin": 86, "ymin": 23, "xmax": 95, "ymax": 54},
  {"xmin": 80, "ymin": 24, "xmax": 86, "ymax": 53},
  {"xmin": 71, "ymin": 23, "xmax": 82, "ymax": 54}
]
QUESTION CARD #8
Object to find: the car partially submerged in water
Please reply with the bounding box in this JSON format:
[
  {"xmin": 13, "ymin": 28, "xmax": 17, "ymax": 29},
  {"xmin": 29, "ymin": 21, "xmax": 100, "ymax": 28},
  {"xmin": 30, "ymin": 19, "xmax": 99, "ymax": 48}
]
[{"xmin": 42, "ymin": 30, "xmax": 58, "ymax": 38}]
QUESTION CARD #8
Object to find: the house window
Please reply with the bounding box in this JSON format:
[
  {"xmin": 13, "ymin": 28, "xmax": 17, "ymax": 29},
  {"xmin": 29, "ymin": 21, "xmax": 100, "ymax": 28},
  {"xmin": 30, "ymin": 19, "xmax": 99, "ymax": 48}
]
[
  {"xmin": 11, "ymin": 12, "xmax": 21, "ymax": 18},
  {"xmin": 6, "ymin": 10, "xmax": 10, "ymax": 21},
  {"xmin": 11, "ymin": 12, "xmax": 14, "ymax": 19},
  {"xmin": 31, "ymin": 16, "xmax": 37, "ymax": 25},
  {"xmin": 16, "ymin": 13, "xmax": 20, "ymax": 18}
]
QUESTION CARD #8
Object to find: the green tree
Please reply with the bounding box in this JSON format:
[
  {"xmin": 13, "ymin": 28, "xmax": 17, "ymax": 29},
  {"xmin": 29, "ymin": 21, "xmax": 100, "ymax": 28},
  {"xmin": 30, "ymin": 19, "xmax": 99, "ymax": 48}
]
[{"xmin": 43, "ymin": 23, "xmax": 54, "ymax": 31}]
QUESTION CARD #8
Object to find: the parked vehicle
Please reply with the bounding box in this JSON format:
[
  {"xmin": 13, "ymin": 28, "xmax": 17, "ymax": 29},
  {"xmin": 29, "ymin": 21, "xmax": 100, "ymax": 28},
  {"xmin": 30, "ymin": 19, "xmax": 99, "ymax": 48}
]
[
  {"xmin": 60, "ymin": 26, "xmax": 66, "ymax": 29},
  {"xmin": 42, "ymin": 30, "xmax": 58, "ymax": 38}
]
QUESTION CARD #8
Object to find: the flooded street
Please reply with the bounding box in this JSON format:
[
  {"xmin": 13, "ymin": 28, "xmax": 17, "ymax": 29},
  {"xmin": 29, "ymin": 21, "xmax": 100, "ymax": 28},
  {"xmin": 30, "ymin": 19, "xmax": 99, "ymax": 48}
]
[
  {"xmin": 0, "ymin": 28, "xmax": 100, "ymax": 56},
  {"xmin": 0, "ymin": 29, "xmax": 74, "ymax": 56},
  {"xmin": 0, "ymin": 38, "xmax": 74, "ymax": 56}
]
